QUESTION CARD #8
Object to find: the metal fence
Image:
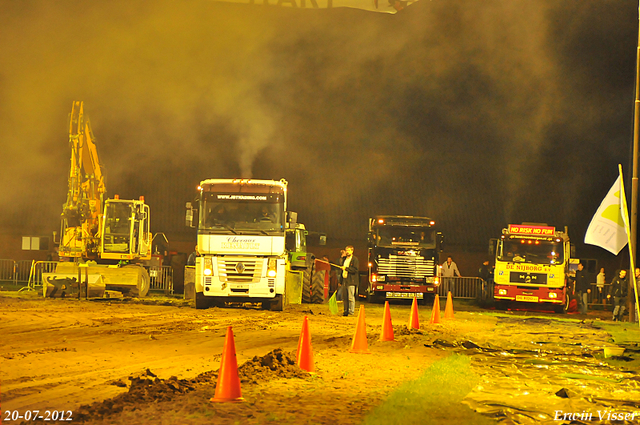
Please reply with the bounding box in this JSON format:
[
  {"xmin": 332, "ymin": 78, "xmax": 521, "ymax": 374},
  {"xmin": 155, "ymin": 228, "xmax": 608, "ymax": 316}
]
[
  {"xmin": 0, "ymin": 259, "xmax": 40, "ymax": 288},
  {"xmin": 26, "ymin": 261, "xmax": 58, "ymax": 291},
  {"xmin": 437, "ymin": 277, "xmax": 483, "ymax": 299},
  {"xmin": 1, "ymin": 259, "xmax": 174, "ymax": 295},
  {"xmin": 585, "ymin": 283, "xmax": 614, "ymax": 309},
  {"xmin": 150, "ymin": 265, "xmax": 174, "ymax": 294}
]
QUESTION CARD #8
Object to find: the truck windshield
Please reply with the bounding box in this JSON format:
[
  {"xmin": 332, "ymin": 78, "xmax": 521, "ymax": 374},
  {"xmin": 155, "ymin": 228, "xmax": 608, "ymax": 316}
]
[
  {"xmin": 498, "ymin": 240, "xmax": 564, "ymax": 265},
  {"xmin": 375, "ymin": 227, "xmax": 436, "ymax": 249},
  {"xmin": 200, "ymin": 193, "xmax": 284, "ymax": 235}
]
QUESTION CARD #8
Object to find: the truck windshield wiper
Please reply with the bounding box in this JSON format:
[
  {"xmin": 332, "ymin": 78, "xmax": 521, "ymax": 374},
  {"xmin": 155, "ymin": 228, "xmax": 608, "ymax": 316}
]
[{"xmin": 223, "ymin": 225, "xmax": 238, "ymax": 234}]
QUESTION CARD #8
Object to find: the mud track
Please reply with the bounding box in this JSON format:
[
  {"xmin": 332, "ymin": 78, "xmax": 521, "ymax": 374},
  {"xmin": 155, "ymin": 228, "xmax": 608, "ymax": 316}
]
[{"xmin": 1, "ymin": 294, "xmax": 638, "ymax": 424}]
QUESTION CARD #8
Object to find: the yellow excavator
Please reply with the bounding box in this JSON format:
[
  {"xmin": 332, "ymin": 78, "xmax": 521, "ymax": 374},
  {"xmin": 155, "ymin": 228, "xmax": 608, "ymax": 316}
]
[{"xmin": 44, "ymin": 101, "xmax": 151, "ymax": 298}]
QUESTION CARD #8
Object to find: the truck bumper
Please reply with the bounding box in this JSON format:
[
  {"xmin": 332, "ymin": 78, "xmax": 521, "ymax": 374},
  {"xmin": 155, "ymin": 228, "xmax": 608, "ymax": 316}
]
[{"xmin": 494, "ymin": 285, "xmax": 565, "ymax": 304}]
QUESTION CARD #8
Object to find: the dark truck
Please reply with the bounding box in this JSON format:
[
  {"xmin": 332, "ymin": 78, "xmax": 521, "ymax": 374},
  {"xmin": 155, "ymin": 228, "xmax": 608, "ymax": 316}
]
[{"xmin": 367, "ymin": 215, "xmax": 443, "ymax": 305}]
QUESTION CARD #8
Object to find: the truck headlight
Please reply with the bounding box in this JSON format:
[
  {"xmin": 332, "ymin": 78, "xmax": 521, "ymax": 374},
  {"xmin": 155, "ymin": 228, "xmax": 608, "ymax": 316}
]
[
  {"xmin": 372, "ymin": 274, "xmax": 378, "ymax": 282},
  {"xmin": 498, "ymin": 289, "xmax": 507, "ymax": 295},
  {"xmin": 549, "ymin": 292, "xmax": 557, "ymax": 298},
  {"xmin": 267, "ymin": 258, "xmax": 277, "ymax": 278},
  {"xmin": 204, "ymin": 257, "xmax": 213, "ymax": 276}
]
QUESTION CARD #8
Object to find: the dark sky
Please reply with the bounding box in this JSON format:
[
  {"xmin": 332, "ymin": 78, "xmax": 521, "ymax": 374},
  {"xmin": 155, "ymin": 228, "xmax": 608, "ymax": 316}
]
[{"xmin": 0, "ymin": 0, "xmax": 637, "ymax": 256}]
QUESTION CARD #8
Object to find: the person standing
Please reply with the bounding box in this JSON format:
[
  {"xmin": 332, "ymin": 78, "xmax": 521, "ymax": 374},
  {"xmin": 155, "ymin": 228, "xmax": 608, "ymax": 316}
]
[
  {"xmin": 596, "ymin": 267, "xmax": 606, "ymax": 305},
  {"xmin": 442, "ymin": 256, "xmax": 461, "ymax": 278},
  {"xmin": 441, "ymin": 256, "xmax": 461, "ymax": 294},
  {"xmin": 478, "ymin": 260, "xmax": 492, "ymax": 302},
  {"xmin": 608, "ymin": 269, "xmax": 628, "ymax": 321},
  {"xmin": 574, "ymin": 262, "xmax": 590, "ymax": 315},
  {"xmin": 187, "ymin": 245, "xmax": 199, "ymax": 266},
  {"xmin": 478, "ymin": 260, "xmax": 491, "ymax": 282},
  {"xmin": 340, "ymin": 246, "xmax": 359, "ymax": 316}
]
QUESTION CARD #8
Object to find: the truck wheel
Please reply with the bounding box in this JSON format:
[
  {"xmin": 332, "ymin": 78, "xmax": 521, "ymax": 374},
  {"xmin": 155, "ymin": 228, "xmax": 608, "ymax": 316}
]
[
  {"xmin": 194, "ymin": 291, "xmax": 210, "ymax": 309},
  {"xmin": 367, "ymin": 291, "xmax": 383, "ymax": 304},
  {"xmin": 269, "ymin": 294, "xmax": 284, "ymax": 311},
  {"xmin": 554, "ymin": 297, "xmax": 569, "ymax": 314},
  {"xmin": 494, "ymin": 300, "xmax": 508, "ymax": 311},
  {"xmin": 138, "ymin": 268, "xmax": 150, "ymax": 297},
  {"xmin": 122, "ymin": 264, "xmax": 150, "ymax": 297},
  {"xmin": 311, "ymin": 270, "xmax": 325, "ymax": 304},
  {"xmin": 302, "ymin": 261, "xmax": 314, "ymax": 303},
  {"xmin": 419, "ymin": 293, "xmax": 433, "ymax": 306}
]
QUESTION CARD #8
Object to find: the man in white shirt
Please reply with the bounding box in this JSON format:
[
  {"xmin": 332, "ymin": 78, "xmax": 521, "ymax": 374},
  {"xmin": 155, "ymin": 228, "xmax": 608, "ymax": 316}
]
[
  {"xmin": 441, "ymin": 256, "xmax": 461, "ymax": 294},
  {"xmin": 441, "ymin": 256, "xmax": 461, "ymax": 277}
]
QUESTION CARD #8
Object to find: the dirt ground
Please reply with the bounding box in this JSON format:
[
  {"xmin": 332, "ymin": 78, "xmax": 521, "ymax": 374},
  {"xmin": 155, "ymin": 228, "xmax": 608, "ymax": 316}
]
[{"xmin": 1, "ymin": 293, "xmax": 639, "ymax": 425}]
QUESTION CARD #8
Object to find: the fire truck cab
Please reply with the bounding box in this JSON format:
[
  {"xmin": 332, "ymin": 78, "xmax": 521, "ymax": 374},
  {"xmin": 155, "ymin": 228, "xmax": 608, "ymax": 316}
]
[{"xmin": 492, "ymin": 223, "xmax": 572, "ymax": 313}]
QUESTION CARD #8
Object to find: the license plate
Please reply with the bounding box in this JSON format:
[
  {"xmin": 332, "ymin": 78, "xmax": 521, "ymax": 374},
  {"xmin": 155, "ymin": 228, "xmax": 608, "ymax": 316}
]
[
  {"xmin": 386, "ymin": 292, "xmax": 423, "ymax": 299},
  {"xmin": 516, "ymin": 295, "xmax": 538, "ymax": 302}
]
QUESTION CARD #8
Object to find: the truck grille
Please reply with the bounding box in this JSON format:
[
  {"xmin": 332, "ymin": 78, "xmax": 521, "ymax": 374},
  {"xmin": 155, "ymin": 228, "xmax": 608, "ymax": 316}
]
[
  {"xmin": 218, "ymin": 258, "xmax": 263, "ymax": 283},
  {"xmin": 378, "ymin": 255, "xmax": 435, "ymax": 278},
  {"xmin": 509, "ymin": 272, "xmax": 547, "ymax": 285}
]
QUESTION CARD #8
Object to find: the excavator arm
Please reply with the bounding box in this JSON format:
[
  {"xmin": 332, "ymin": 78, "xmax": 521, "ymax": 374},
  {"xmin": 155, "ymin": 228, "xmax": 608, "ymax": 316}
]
[{"xmin": 59, "ymin": 101, "xmax": 106, "ymax": 259}]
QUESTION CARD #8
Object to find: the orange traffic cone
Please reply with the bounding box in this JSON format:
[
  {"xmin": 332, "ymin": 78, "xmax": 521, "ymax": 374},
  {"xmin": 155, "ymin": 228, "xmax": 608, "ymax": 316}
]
[
  {"xmin": 350, "ymin": 305, "xmax": 371, "ymax": 353},
  {"xmin": 211, "ymin": 326, "xmax": 244, "ymax": 403},
  {"xmin": 379, "ymin": 301, "xmax": 395, "ymax": 341},
  {"xmin": 444, "ymin": 291, "xmax": 454, "ymax": 320},
  {"xmin": 430, "ymin": 295, "xmax": 441, "ymax": 324},
  {"xmin": 408, "ymin": 296, "xmax": 420, "ymax": 330},
  {"xmin": 296, "ymin": 316, "xmax": 315, "ymax": 372}
]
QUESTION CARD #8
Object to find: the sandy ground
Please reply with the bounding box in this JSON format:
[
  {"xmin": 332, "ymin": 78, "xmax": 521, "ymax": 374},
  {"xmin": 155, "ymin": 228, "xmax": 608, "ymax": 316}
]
[{"xmin": 1, "ymin": 293, "xmax": 638, "ymax": 424}]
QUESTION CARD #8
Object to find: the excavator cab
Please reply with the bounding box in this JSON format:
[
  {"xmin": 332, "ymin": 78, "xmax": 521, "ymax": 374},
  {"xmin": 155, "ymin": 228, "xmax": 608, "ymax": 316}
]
[{"xmin": 101, "ymin": 198, "xmax": 151, "ymax": 260}]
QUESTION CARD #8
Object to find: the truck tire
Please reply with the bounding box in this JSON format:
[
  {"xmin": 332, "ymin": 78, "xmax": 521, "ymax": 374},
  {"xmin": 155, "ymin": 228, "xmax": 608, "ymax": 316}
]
[
  {"xmin": 121, "ymin": 264, "xmax": 150, "ymax": 297},
  {"xmin": 139, "ymin": 268, "xmax": 150, "ymax": 297},
  {"xmin": 302, "ymin": 261, "xmax": 314, "ymax": 303},
  {"xmin": 269, "ymin": 294, "xmax": 284, "ymax": 311},
  {"xmin": 311, "ymin": 270, "xmax": 325, "ymax": 304},
  {"xmin": 367, "ymin": 291, "xmax": 383, "ymax": 304},
  {"xmin": 194, "ymin": 291, "xmax": 210, "ymax": 309},
  {"xmin": 419, "ymin": 293, "xmax": 433, "ymax": 306},
  {"xmin": 554, "ymin": 296, "xmax": 569, "ymax": 314}
]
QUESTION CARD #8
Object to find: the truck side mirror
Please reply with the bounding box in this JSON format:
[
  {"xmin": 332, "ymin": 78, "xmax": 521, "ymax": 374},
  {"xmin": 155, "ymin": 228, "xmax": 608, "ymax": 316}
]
[
  {"xmin": 437, "ymin": 232, "xmax": 444, "ymax": 252},
  {"xmin": 367, "ymin": 232, "xmax": 375, "ymax": 248},
  {"xmin": 185, "ymin": 202, "xmax": 196, "ymax": 228},
  {"xmin": 288, "ymin": 211, "xmax": 298, "ymax": 225},
  {"xmin": 570, "ymin": 244, "xmax": 576, "ymax": 258},
  {"xmin": 488, "ymin": 239, "xmax": 497, "ymax": 256},
  {"xmin": 319, "ymin": 234, "xmax": 326, "ymax": 246}
]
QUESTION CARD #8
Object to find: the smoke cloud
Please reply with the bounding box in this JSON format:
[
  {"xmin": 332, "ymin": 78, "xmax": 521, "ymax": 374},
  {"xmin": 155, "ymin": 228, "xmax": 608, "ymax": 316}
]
[{"xmin": 0, "ymin": 0, "xmax": 635, "ymax": 250}]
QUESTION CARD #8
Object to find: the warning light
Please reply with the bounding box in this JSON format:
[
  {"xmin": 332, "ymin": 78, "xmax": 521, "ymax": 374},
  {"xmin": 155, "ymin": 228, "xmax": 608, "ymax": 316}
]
[{"xmin": 378, "ymin": 218, "xmax": 385, "ymax": 224}]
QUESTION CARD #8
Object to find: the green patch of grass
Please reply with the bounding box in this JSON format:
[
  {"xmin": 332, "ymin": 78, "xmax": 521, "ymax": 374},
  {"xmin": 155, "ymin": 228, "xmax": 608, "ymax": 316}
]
[
  {"xmin": 598, "ymin": 321, "xmax": 640, "ymax": 344},
  {"xmin": 363, "ymin": 354, "xmax": 496, "ymax": 425}
]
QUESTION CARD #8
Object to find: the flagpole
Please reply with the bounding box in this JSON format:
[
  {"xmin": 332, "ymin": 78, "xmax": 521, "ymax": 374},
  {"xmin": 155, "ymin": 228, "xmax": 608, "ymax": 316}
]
[
  {"xmin": 629, "ymin": 3, "xmax": 640, "ymax": 323},
  {"xmin": 619, "ymin": 165, "xmax": 640, "ymax": 327}
]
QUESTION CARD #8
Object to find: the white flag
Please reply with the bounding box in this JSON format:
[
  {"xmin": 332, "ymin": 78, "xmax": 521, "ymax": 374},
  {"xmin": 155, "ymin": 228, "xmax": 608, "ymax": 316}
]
[{"xmin": 584, "ymin": 175, "xmax": 628, "ymax": 255}]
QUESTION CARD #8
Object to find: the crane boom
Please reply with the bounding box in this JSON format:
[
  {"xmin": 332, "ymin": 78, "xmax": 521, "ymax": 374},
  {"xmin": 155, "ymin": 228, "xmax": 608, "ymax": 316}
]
[{"xmin": 60, "ymin": 101, "xmax": 106, "ymax": 259}]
